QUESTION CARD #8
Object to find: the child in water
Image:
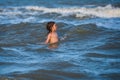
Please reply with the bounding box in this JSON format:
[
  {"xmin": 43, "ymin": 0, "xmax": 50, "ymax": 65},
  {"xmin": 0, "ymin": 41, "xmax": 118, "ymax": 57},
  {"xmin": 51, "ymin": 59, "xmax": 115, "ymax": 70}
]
[{"xmin": 45, "ymin": 21, "xmax": 59, "ymax": 44}]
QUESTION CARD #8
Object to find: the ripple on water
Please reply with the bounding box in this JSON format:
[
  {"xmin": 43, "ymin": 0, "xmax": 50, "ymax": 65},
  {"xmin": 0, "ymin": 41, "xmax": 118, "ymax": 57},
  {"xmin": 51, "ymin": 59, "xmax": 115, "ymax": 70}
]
[
  {"xmin": 94, "ymin": 42, "xmax": 120, "ymax": 50},
  {"xmin": 83, "ymin": 52, "xmax": 120, "ymax": 59},
  {"xmin": 100, "ymin": 72, "xmax": 120, "ymax": 80},
  {"xmin": 42, "ymin": 61, "xmax": 77, "ymax": 70},
  {"xmin": 9, "ymin": 69, "xmax": 88, "ymax": 80}
]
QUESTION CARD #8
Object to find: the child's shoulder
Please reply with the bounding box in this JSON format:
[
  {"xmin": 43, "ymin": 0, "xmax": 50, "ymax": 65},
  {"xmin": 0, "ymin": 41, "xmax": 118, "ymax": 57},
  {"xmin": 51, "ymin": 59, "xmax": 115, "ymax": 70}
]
[{"xmin": 47, "ymin": 33, "xmax": 52, "ymax": 37}]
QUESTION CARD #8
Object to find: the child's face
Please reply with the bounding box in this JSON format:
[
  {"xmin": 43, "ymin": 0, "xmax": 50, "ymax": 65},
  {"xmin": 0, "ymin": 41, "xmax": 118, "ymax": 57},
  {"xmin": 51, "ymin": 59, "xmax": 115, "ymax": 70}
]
[{"xmin": 52, "ymin": 24, "xmax": 57, "ymax": 31}]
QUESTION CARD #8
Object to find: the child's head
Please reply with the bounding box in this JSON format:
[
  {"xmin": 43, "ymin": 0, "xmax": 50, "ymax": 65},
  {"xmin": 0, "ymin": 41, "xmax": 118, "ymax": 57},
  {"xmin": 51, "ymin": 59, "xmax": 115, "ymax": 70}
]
[{"xmin": 46, "ymin": 21, "xmax": 57, "ymax": 33}]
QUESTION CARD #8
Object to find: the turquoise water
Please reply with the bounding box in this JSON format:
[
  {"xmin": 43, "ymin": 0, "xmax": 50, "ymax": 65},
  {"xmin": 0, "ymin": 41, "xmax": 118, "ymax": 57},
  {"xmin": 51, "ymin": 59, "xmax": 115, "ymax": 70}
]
[{"xmin": 0, "ymin": 0, "xmax": 120, "ymax": 80}]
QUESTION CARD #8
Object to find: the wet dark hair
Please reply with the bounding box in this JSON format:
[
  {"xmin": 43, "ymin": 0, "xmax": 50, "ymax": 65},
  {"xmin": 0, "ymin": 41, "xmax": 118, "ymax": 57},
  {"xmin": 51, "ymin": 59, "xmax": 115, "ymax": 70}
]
[{"xmin": 46, "ymin": 21, "xmax": 55, "ymax": 34}]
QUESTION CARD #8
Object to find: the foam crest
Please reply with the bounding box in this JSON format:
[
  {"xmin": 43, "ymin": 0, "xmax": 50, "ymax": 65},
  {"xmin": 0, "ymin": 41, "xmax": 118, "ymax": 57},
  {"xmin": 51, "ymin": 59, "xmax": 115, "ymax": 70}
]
[
  {"xmin": 0, "ymin": 5, "xmax": 120, "ymax": 28},
  {"xmin": 76, "ymin": 5, "xmax": 120, "ymax": 18},
  {"xmin": 0, "ymin": 5, "xmax": 120, "ymax": 18},
  {"xmin": 25, "ymin": 5, "xmax": 120, "ymax": 18}
]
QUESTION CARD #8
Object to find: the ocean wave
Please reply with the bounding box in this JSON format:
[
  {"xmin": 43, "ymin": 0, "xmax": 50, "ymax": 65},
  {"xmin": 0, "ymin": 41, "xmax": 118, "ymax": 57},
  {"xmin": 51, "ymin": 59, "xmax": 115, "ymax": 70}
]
[
  {"xmin": 26, "ymin": 5, "xmax": 120, "ymax": 18},
  {"xmin": 0, "ymin": 5, "xmax": 120, "ymax": 18},
  {"xmin": 0, "ymin": 5, "xmax": 120, "ymax": 30}
]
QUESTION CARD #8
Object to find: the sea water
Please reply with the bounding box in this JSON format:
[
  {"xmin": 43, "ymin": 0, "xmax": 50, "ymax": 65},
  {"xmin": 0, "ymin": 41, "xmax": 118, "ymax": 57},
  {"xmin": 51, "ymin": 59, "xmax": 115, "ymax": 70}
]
[{"xmin": 0, "ymin": 0, "xmax": 120, "ymax": 80}]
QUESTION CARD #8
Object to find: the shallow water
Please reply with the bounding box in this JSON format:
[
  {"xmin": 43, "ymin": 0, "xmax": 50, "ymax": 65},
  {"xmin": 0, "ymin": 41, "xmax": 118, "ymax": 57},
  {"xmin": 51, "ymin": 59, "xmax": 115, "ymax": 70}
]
[{"xmin": 0, "ymin": 0, "xmax": 120, "ymax": 80}]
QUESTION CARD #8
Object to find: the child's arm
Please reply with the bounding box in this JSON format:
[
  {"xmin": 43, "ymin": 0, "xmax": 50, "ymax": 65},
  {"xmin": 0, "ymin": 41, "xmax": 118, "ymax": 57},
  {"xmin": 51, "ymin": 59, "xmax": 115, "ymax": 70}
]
[{"xmin": 45, "ymin": 33, "xmax": 51, "ymax": 44}]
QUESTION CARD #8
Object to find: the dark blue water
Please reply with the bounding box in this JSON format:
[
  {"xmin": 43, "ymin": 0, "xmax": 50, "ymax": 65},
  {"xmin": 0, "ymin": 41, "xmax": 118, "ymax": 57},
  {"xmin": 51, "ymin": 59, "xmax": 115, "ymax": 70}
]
[{"xmin": 0, "ymin": 0, "xmax": 120, "ymax": 80}]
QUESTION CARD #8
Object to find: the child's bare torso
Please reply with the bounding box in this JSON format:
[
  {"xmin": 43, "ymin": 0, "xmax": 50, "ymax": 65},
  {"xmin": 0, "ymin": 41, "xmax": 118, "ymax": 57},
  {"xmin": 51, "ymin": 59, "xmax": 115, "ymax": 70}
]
[{"xmin": 49, "ymin": 32, "xmax": 58, "ymax": 44}]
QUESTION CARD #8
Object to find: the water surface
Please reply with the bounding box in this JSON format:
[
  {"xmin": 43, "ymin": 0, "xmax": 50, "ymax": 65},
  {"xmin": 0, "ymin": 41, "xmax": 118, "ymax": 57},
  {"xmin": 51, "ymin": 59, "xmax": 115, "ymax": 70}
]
[{"xmin": 0, "ymin": 0, "xmax": 120, "ymax": 80}]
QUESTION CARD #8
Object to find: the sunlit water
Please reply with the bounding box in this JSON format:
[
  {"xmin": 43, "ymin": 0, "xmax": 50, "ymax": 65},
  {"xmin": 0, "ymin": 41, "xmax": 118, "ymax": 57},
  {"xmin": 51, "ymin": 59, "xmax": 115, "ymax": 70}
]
[{"xmin": 0, "ymin": 0, "xmax": 120, "ymax": 80}]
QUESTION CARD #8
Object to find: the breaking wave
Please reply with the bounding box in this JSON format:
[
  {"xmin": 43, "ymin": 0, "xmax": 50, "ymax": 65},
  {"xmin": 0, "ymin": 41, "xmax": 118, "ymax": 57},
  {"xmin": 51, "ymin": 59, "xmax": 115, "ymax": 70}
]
[
  {"xmin": 0, "ymin": 5, "xmax": 120, "ymax": 30},
  {"xmin": 25, "ymin": 5, "xmax": 120, "ymax": 18},
  {"xmin": 0, "ymin": 5, "xmax": 120, "ymax": 22}
]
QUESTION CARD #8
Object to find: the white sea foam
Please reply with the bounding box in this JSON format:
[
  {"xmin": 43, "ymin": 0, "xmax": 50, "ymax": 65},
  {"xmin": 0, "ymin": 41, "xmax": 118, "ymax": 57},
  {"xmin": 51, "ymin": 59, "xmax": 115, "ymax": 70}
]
[
  {"xmin": 0, "ymin": 5, "xmax": 120, "ymax": 18},
  {"xmin": 25, "ymin": 5, "xmax": 120, "ymax": 18},
  {"xmin": 0, "ymin": 5, "xmax": 120, "ymax": 30}
]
